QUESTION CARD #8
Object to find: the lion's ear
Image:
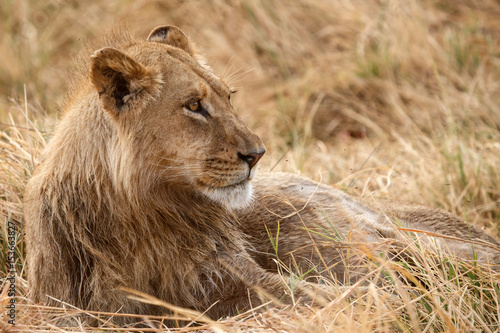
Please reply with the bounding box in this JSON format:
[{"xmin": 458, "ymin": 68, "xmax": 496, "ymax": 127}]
[
  {"xmin": 147, "ymin": 25, "xmax": 196, "ymax": 56},
  {"xmin": 90, "ymin": 47, "xmax": 161, "ymax": 116}
]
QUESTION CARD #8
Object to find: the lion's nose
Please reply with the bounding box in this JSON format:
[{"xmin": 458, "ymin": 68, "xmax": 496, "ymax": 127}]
[{"xmin": 238, "ymin": 150, "xmax": 266, "ymax": 170}]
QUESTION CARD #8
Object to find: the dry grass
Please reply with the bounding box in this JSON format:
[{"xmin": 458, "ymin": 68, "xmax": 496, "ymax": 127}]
[{"xmin": 1, "ymin": 0, "xmax": 500, "ymax": 331}]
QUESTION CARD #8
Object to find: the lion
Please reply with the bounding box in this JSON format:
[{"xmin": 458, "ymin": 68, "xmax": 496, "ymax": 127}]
[{"xmin": 24, "ymin": 25, "xmax": 499, "ymax": 326}]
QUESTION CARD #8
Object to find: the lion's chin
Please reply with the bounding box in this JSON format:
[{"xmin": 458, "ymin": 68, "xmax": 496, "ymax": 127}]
[{"xmin": 201, "ymin": 180, "xmax": 253, "ymax": 211}]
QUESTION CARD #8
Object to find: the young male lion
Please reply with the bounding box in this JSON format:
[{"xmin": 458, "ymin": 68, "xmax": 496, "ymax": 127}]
[{"xmin": 24, "ymin": 25, "xmax": 499, "ymax": 326}]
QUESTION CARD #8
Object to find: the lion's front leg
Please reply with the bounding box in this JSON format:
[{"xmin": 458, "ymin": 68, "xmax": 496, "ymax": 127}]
[{"xmin": 203, "ymin": 252, "xmax": 330, "ymax": 319}]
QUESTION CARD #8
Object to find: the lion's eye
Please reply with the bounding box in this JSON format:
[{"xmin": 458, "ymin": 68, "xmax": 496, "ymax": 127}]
[
  {"xmin": 187, "ymin": 101, "xmax": 200, "ymax": 112},
  {"xmin": 228, "ymin": 95, "xmax": 232, "ymax": 107},
  {"xmin": 184, "ymin": 99, "xmax": 209, "ymax": 118}
]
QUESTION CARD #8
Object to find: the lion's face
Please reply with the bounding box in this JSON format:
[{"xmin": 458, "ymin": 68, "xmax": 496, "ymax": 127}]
[{"xmin": 89, "ymin": 26, "xmax": 265, "ymax": 210}]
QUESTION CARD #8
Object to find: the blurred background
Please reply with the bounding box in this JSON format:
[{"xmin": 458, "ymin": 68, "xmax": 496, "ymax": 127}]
[{"xmin": 1, "ymin": 0, "xmax": 499, "ymax": 236}]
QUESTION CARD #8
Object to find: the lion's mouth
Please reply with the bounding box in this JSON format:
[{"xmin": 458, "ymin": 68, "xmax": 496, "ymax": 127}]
[
  {"xmin": 211, "ymin": 179, "xmax": 249, "ymax": 191},
  {"xmin": 201, "ymin": 179, "xmax": 253, "ymax": 210},
  {"xmin": 230, "ymin": 178, "xmax": 250, "ymax": 187}
]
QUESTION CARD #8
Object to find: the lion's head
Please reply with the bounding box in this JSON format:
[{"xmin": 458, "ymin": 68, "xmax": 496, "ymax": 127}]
[{"xmin": 86, "ymin": 25, "xmax": 265, "ymax": 210}]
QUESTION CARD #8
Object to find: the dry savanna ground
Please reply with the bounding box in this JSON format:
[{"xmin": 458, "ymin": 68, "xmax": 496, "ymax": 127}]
[{"xmin": 1, "ymin": 0, "xmax": 500, "ymax": 332}]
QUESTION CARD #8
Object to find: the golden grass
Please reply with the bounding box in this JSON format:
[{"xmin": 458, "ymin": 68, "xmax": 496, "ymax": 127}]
[{"xmin": 1, "ymin": 0, "xmax": 499, "ymax": 331}]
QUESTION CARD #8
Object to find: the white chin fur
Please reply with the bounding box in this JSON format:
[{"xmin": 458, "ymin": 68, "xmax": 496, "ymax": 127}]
[{"xmin": 202, "ymin": 181, "xmax": 253, "ymax": 211}]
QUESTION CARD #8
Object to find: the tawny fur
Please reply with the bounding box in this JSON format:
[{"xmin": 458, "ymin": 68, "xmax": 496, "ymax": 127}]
[{"xmin": 24, "ymin": 25, "xmax": 499, "ymax": 326}]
